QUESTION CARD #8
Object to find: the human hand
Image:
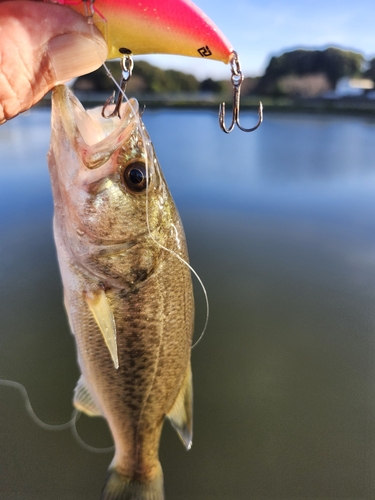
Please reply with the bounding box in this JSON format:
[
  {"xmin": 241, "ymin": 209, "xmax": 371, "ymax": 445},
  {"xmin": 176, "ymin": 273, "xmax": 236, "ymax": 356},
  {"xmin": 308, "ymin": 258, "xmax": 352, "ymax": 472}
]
[{"xmin": 0, "ymin": 1, "xmax": 108, "ymax": 124}]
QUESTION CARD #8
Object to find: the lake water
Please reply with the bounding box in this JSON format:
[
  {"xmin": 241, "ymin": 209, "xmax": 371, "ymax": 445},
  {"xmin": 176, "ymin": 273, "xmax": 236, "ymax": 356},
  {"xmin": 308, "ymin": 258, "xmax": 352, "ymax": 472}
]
[{"xmin": 1, "ymin": 105, "xmax": 375, "ymax": 499}]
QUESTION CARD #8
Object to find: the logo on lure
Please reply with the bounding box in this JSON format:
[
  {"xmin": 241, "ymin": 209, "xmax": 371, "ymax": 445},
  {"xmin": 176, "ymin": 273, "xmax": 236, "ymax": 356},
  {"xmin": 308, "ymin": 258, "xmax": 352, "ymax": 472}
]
[{"xmin": 197, "ymin": 45, "xmax": 212, "ymax": 58}]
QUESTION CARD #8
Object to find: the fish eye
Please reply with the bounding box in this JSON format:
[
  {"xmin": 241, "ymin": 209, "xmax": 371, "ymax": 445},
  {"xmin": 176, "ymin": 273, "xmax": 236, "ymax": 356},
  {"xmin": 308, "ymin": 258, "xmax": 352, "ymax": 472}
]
[{"xmin": 122, "ymin": 162, "xmax": 148, "ymax": 193}]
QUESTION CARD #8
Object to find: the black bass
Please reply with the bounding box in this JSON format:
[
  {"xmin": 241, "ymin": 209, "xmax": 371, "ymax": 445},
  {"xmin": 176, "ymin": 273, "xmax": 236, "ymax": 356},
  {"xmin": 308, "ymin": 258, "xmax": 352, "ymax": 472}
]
[{"xmin": 48, "ymin": 85, "xmax": 194, "ymax": 500}]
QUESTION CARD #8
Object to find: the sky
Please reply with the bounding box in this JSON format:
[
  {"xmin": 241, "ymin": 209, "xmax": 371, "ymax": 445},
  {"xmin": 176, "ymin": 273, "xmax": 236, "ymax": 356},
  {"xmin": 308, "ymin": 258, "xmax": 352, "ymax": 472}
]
[{"xmin": 137, "ymin": 0, "xmax": 375, "ymax": 81}]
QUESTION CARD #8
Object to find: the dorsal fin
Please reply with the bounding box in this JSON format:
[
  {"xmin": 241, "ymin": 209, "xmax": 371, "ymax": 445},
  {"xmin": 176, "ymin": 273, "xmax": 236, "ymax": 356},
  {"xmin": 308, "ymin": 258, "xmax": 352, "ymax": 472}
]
[
  {"xmin": 167, "ymin": 364, "xmax": 193, "ymax": 450},
  {"xmin": 85, "ymin": 289, "xmax": 119, "ymax": 369}
]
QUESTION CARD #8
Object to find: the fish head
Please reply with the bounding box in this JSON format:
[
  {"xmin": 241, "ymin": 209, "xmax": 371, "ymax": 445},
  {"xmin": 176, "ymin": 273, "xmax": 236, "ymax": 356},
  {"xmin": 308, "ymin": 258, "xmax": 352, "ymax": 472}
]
[{"xmin": 48, "ymin": 85, "xmax": 174, "ymax": 250}]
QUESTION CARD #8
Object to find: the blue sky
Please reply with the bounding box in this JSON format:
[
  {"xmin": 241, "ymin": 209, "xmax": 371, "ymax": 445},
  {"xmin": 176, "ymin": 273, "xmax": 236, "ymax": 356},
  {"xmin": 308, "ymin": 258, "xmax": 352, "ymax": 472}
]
[{"xmin": 138, "ymin": 0, "xmax": 375, "ymax": 81}]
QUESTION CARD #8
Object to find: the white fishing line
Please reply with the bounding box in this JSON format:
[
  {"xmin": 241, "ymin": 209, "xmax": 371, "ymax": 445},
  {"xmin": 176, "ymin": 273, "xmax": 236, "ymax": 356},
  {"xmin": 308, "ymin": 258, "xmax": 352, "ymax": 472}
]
[
  {"xmin": 141, "ymin": 106, "xmax": 209, "ymax": 349},
  {"xmin": 0, "ymin": 378, "xmax": 73, "ymax": 431},
  {"xmin": 0, "ymin": 378, "xmax": 114, "ymax": 453},
  {"xmin": 71, "ymin": 410, "xmax": 115, "ymax": 454}
]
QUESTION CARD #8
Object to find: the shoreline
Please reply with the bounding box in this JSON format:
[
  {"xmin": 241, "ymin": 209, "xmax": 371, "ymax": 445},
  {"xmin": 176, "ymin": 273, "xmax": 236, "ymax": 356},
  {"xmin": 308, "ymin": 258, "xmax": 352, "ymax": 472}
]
[{"xmin": 40, "ymin": 91, "xmax": 375, "ymax": 117}]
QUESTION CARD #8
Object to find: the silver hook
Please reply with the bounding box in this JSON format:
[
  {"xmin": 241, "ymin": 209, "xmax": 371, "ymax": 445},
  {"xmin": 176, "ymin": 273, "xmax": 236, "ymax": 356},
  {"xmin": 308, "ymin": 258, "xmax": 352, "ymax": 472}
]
[
  {"xmin": 102, "ymin": 54, "xmax": 134, "ymax": 119},
  {"xmin": 219, "ymin": 51, "xmax": 263, "ymax": 134}
]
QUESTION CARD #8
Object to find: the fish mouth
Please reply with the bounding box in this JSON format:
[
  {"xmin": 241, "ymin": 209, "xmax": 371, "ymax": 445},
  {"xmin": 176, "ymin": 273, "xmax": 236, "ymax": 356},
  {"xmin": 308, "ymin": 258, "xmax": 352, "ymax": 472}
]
[{"xmin": 51, "ymin": 85, "xmax": 140, "ymax": 172}]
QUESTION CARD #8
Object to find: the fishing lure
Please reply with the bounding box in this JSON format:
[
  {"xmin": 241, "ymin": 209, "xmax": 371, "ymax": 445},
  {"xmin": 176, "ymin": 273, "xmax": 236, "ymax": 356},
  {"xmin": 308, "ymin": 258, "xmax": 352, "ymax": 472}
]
[
  {"xmin": 53, "ymin": 0, "xmax": 233, "ymax": 62},
  {"xmin": 50, "ymin": 0, "xmax": 263, "ymax": 133}
]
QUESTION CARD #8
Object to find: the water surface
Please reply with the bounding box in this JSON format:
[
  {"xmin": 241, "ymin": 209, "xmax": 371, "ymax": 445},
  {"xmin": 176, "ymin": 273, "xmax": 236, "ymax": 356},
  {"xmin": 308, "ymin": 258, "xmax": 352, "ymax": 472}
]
[{"xmin": 1, "ymin": 107, "xmax": 375, "ymax": 499}]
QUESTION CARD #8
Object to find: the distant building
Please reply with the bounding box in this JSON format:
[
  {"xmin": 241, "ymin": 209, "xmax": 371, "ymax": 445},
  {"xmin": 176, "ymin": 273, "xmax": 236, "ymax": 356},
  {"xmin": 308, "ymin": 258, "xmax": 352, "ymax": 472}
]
[{"xmin": 334, "ymin": 77, "xmax": 374, "ymax": 97}]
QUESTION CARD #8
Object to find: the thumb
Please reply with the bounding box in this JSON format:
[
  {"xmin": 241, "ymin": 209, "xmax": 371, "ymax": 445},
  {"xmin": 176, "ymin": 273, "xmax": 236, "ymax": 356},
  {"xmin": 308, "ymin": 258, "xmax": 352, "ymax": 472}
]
[{"xmin": 0, "ymin": 1, "xmax": 108, "ymax": 124}]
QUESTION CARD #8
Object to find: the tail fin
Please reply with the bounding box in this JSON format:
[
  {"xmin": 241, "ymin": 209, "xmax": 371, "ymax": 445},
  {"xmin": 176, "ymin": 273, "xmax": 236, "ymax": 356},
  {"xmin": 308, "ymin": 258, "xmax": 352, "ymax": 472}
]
[{"xmin": 101, "ymin": 467, "xmax": 164, "ymax": 500}]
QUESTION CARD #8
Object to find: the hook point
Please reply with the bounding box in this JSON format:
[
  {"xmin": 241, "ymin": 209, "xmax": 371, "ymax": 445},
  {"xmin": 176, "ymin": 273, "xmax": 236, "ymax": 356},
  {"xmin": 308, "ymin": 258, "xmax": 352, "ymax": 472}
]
[{"xmin": 258, "ymin": 101, "xmax": 264, "ymax": 123}]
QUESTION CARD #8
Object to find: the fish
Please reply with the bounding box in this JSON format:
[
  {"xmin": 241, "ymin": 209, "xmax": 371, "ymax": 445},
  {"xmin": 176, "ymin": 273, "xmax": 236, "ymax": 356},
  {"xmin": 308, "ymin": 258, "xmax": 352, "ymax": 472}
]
[
  {"xmin": 54, "ymin": 0, "xmax": 233, "ymax": 62},
  {"xmin": 47, "ymin": 84, "xmax": 195, "ymax": 500}
]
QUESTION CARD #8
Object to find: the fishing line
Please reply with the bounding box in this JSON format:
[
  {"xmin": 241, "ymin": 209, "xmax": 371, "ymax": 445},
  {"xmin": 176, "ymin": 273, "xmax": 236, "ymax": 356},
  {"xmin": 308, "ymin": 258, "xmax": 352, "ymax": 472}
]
[
  {"xmin": 0, "ymin": 378, "xmax": 114, "ymax": 453},
  {"xmin": 141, "ymin": 108, "xmax": 210, "ymax": 349},
  {"xmin": 137, "ymin": 106, "xmax": 210, "ymax": 348},
  {"xmin": 71, "ymin": 409, "xmax": 115, "ymax": 453},
  {"xmin": 144, "ymin": 185, "xmax": 210, "ymax": 350},
  {"xmin": 0, "ymin": 378, "xmax": 73, "ymax": 431}
]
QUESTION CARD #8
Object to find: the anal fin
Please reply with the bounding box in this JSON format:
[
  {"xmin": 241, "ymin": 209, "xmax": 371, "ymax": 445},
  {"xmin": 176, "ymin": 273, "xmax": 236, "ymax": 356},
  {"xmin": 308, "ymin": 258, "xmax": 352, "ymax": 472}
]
[
  {"xmin": 74, "ymin": 375, "xmax": 102, "ymax": 417},
  {"xmin": 85, "ymin": 288, "xmax": 119, "ymax": 369},
  {"xmin": 167, "ymin": 363, "xmax": 193, "ymax": 450}
]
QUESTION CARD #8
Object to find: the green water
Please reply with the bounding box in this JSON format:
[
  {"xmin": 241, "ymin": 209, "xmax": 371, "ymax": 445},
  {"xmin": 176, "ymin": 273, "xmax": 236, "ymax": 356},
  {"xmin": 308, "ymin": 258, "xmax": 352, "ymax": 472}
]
[{"xmin": 1, "ymin": 108, "xmax": 375, "ymax": 498}]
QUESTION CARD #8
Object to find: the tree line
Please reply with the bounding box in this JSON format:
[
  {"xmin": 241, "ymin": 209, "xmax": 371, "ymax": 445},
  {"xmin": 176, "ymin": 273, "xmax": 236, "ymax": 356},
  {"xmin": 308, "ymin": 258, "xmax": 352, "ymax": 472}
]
[
  {"xmin": 74, "ymin": 60, "xmax": 224, "ymax": 94},
  {"xmin": 74, "ymin": 47, "xmax": 375, "ymax": 98}
]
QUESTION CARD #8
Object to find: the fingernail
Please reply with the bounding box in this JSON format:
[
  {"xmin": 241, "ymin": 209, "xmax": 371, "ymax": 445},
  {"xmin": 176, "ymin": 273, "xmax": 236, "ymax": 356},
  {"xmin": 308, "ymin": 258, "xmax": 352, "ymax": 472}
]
[{"xmin": 48, "ymin": 32, "xmax": 108, "ymax": 83}]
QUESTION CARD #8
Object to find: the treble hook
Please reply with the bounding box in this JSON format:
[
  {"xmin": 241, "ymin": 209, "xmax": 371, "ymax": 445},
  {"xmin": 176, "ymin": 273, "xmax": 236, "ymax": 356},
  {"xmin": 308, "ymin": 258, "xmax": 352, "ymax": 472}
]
[
  {"xmin": 219, "ymin": 51, "xmax": 263, "ymax": 134},
  {"xmin": 102, "ymin": 53, "xmax": 134, "ymax": 119}
]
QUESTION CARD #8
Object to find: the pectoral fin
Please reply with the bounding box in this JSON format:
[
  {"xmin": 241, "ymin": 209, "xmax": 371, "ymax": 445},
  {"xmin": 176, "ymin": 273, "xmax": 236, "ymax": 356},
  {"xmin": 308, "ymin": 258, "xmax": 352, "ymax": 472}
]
[
  {"xmin": 167, "ymin": 363, "xmax": 193, "ymax": 450},
  {"xmin": 74, "ymin": 375, "xmax": 102, "ymax": 416},
  {"xmin": 85, "ymin": 289, "xmax": 119, "ymax": 369}
]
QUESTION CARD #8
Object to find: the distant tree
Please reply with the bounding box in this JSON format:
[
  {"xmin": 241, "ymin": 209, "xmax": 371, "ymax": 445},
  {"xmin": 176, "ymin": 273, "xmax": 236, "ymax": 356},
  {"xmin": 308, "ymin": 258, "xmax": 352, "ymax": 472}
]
[
  {"xmin": 132, "ymin": 61, "xmax": 166, "ymax": 93},
  {"xmin": 323, "ymin": 47, "xmax": 364, "ymax": 85},
  {"xmin": 74, "ymin": 60, "xmax": 199, "ymax": 94},
  {"xmin": 199, "ymin": 78, "xmax": 224, "ymax": 93},
  {"xmin": 74, "ymin": 62, "xmax": 122, "ymax": 92},
  {"xmin": 163, "ymin": 69, "xmax": 199, "ymax": 92},
  {"xmin": 255, "ymin": 47, "xmax": 364, "ymax": 95}
]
